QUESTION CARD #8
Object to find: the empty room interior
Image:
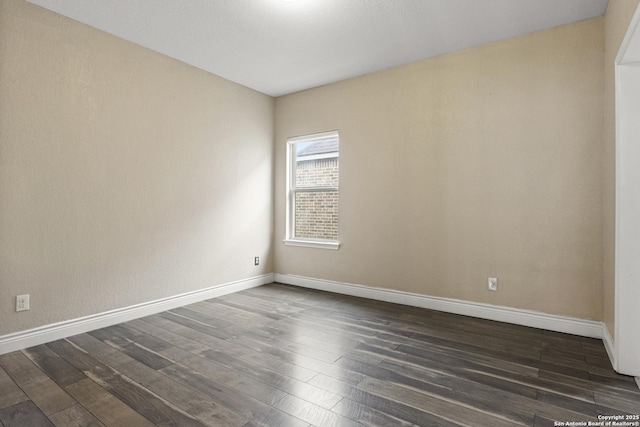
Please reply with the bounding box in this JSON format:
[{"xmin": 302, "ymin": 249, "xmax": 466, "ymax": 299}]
[{"xmin": 1, "ymin": 0, "xmax": 640, "ymax": 425}]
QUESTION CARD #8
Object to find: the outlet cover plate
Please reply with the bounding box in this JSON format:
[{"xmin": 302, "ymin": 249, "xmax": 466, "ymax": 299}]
[
  {"xmin": 488, "ymin": 278, "xmax": 498, "ymax": 291},
  {"xmin": 16, "ymin": 294, "xmax": 30, "ymax": 312}
]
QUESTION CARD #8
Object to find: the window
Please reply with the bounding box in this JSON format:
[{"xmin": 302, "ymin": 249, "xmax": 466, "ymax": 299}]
[{"xmin": 285, "ymin": 130, "xmax": 340, "ymax": 249}]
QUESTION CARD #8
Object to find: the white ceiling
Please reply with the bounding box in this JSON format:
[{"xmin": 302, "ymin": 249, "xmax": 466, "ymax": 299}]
[{"xmin": 27, "ymin": 0, "xmax": 608, "ymax": 97}]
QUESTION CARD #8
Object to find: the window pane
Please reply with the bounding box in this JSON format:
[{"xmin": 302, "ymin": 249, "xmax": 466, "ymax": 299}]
[
  {"xmin": 294, "ymin": 137, "xmax": 339, "ymax": 188},
  {"xmin": 294, "ymin": 191, "xmax": 338, "ymax": 240},
  {"xmin": 287, "ymin": 130, "xmax": 339, "ymax": 244}
]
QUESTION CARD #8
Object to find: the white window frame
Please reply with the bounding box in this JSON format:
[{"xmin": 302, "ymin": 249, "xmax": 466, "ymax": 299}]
[{"xmin": 284, "ymin": 130, "xmax": 340, "ymax": 250}]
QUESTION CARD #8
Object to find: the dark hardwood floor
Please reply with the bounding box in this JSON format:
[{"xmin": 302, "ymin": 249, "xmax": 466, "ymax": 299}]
[{"xmin": 1, "ymin": 283, "xmax": 638, "ymax": 426}]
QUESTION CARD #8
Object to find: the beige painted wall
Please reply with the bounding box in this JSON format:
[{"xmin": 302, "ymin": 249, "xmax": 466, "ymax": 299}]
[
  {"xmin": 0, "ymin": 0, "xmax": 274, "ymax": 336},
  {"xmin": 602, "ymin": 0, "xmax": 640, "ymax": 339},
  {"xmin": 275, "ymin": 18, "xmax": 604, "ymax": 319},
  {"xmin": 0, "ymin": 0, "xmax": 612, "ymax": 339}
]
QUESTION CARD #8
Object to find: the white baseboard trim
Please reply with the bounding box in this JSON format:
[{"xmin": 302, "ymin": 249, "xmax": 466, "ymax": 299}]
[
  {"xmin": 274, "ymin": 274, "xmax": 603, "ymax": 339},
  {"xmin": 0, "ymin": 273, "xmax": 274, "ymax": 356},
  {"xmin": 602, "ymin": 323, "xmax": 617, "ymax": 371}
]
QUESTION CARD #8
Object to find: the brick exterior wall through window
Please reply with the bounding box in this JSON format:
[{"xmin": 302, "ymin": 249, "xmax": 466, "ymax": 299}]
[{"xmin": 294, "ymin": 157, "xmax": 338, "ymax": 240}]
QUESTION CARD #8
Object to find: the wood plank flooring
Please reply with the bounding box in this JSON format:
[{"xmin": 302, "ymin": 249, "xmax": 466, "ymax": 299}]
[{"xmin": 1, "ymin": 283, "xmax": 638, "ymax": 426}]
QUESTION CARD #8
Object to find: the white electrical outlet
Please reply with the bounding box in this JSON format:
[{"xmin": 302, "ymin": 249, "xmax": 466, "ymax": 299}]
[
  {"xmin": 488, "ymin": 277, "xmax": 498, "ymax": 291},
  {"xmin": 16, "ymin": 294, "xmax": 30, "ymax": 312}
]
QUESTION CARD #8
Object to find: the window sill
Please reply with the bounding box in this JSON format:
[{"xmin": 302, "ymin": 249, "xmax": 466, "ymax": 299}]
[{"xmin": 283, "ymin": 239, "xmax": 341, "ymax": 250}]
